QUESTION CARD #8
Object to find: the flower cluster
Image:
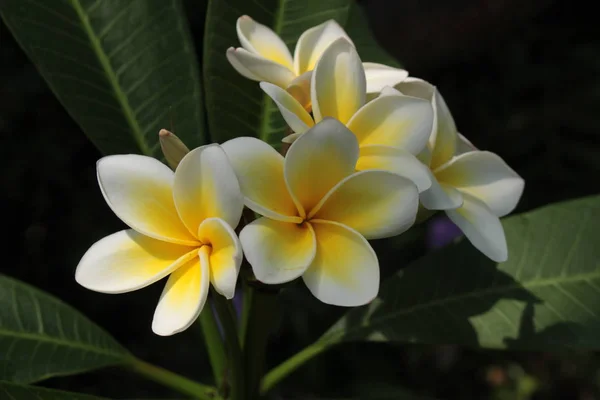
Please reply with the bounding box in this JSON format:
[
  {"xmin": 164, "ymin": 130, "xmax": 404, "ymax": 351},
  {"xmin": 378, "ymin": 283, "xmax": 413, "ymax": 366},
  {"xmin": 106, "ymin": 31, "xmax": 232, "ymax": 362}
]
[{"xmin": 75, "ymin": 16, "xmax": 524, "ymax": 336}]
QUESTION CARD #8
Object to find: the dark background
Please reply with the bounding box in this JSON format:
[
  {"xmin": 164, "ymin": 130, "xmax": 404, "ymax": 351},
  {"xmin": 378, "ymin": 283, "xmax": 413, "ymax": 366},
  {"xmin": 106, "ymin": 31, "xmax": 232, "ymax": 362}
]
[{"xmin": 1, "ymin": 0, "xmax": 599, "ymax": 398}]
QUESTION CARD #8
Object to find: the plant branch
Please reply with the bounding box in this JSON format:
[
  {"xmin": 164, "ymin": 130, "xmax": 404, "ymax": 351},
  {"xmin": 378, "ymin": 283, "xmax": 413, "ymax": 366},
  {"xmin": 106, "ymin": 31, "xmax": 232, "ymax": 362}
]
[{"xmin": 127, "ymin": 358, "xmax": 220, "ymax": 400}]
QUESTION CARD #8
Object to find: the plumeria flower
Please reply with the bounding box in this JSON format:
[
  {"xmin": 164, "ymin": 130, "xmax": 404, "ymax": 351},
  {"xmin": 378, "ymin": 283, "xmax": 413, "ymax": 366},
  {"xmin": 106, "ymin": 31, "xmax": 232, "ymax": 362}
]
[
  {"xmin": 75, "ymin": 146, "xmax": 244, "ymax": 336},
  {"xmin": 226, "ymin": 16, "xmax": 408, "ymax": 106},
  {"xmin": 260, "ymin": 37, "xmax": 434, "ymax": 193},
  {"xmin": 222, "ymin": 118, "xmax": 419, "ymax": 306},
  {"xmin": 395, "ymin": 78, "xmax": 525, "ymax": 262}
]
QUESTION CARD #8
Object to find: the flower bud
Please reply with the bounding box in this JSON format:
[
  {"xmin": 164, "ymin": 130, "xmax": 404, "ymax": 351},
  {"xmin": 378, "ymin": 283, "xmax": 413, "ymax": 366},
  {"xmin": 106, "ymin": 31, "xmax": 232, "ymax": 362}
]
[{"xmin": 159, "ymin": 129, "xmax": 189, "ymax": 169}]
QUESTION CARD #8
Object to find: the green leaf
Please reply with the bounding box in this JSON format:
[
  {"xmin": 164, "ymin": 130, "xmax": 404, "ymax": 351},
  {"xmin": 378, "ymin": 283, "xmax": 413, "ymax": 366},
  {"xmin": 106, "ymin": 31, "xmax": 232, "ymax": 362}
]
[
  {"xmin": 0, "ymin": 0, "xmax": 205, "ymax": 156},
  {"xmin": 324, "ymin": 195, "xmax": 600, "ymax": 349},
  {"xmin": 203, "ymin": 0, "xmax": 401, "ymax": 147},
  {"xmin": 0, "ymin": 275, "xmax": 131, "ymax": 384},
  {"xmin": 0, "ymin": 381, "xmax": 108, "ymax": 400}
]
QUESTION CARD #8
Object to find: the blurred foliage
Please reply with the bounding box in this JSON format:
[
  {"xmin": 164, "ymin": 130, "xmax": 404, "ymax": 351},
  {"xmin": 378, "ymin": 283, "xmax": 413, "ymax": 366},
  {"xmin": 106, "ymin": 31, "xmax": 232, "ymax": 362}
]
[{"xmin": 1, "ymin": 0, "xmax": 599, "ymax": 399}]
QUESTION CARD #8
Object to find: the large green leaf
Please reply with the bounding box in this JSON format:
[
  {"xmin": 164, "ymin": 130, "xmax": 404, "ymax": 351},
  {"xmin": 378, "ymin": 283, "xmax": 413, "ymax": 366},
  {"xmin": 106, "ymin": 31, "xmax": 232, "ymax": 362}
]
[
  {"xmin": 0, "ymin": 0, "xmax": 204, "ymax": 156},
  {"xmin": 0, "ymin": 275, "xmax": 131, "ymax": 383},
  {"xmin": 0, "ymin": 381, "xmax": 107, "ymax": 400},
  {"xmin": 323, "ymin": 195, "xmax": 600, "ymax": 349},
  {"xmin": 203, "ymin": 0, "xmax": 400, "ymax": 147}
]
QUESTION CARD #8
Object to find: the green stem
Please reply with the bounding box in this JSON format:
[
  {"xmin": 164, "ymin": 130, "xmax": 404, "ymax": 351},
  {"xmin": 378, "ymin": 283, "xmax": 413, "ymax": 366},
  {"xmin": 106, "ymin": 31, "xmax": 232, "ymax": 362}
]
[
  {"xmin": 212, "ymin": 290, "xmax": 245, "ymax": 400},
  {"xmin": 127, "ymin": 358, "xmax": 220, "ymax": 400},
  {"xmin": 243, "ymin": 287, "xmax": 279, "ymax": 399},
  {"xmin": 260, "ymin": 337, "xmax": 337, "ymax": 395},
  {"xmin": 238, "ymin": 280, "xmax": 253, "ymax": 347},
  {"xmin": 198, "ymin": 304, "xmax": 228, "ymax": 389}
]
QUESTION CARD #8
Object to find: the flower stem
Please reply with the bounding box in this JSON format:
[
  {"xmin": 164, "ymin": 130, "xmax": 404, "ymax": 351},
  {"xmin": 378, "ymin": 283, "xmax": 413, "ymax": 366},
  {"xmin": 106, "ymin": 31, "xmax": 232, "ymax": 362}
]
[
  {"xmin": 260, "ymin": 336, "xmax": 338, "ymax": 395},
  {"xmin": 243, "ymin": 286, "xmax": 279, "ymax": 398},
  {"xmin": 238, "ymin": 279, "xmax": 253, "ymax": 347},
  {"xmin": 198, "ymin": 304, "xmax": 227, "ymax": 389},
  {"xmin": 127, "ymin": 358, "xmax": 220, "ymax": 400},
  {"xmin": 211, "ymin": 290, "xmax": 245, "ymax": 400}
]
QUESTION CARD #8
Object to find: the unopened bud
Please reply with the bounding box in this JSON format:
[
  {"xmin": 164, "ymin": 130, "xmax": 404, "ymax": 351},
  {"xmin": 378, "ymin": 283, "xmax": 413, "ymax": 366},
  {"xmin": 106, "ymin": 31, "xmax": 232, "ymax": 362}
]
[{"xmin": 159, "ymin": 129, "xmax": 189, "ymax": 169}]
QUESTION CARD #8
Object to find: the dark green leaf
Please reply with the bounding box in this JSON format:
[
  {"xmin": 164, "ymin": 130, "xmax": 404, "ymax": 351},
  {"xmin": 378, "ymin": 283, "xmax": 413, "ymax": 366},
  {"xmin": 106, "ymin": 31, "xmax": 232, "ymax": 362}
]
[
  {"xmin": 0, "ymin": 381, "xmax": 108, "ymax": 400},
  {"xmin": 203, "ymin": 0, "xmax": 402, "ymax": 147},
  {"xmin": 0, "ymin": 275, "xmax": 131, "ymax": 383},
  {"xmin": 323, "ymin": 195, "xmax": 600, "ymax": 349},
  {"xmin": 0, "ymin": 0, "xmax": 205, "ymax": 156}
]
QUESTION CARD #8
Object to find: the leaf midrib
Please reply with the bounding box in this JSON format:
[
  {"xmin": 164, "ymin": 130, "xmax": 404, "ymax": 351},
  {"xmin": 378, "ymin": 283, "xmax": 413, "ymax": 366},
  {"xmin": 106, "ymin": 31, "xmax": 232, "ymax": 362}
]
[
  {"xmin": 69, "ymin": 0, "xmax": 151, "ymax": 155},
  {"xmin": 322, "ymin": 270, "xmax": 600, "ymax": 342},
  {"xmin": 0, "ymin": 328, "xmax": 130, "ymax": 360}
]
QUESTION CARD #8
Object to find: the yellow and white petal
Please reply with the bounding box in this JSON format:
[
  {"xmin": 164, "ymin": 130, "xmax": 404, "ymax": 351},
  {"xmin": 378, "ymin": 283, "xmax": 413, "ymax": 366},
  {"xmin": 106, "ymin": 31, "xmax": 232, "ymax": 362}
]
[
  {"xmin": 420, "ymin": 172, "xmax": 463, "ymax": 210},
  {"xmin": 430, "ymin": 88, "xmax": 458, "ymax": 168},
  {"xmin": 221, "ymin": 137, "xmax": 300, "ymax": 222},
  {"xmin": 356, "ymin": 145, "xmax": 431, "ymax": 192},
  {"xmin": 174, "ymin": 145, "xmax": 243, "ymax": 234},
  {"xmin": 75, "ymin": 229, "xmax": 197, "ymax": 294},
  {"xmin": 281, "ymin": 132, "xmax": 303, "ymax": 144},
  {"xmin": 286, "ymin": 70, "xmax": 313, "ymax": 110},
  {"xmin": 285, "ymin": 118, "xmax": 359, "ymax": 215},
  {"xmin": 311, "ymin": 170, "xmax": 418, "ymax": 239},
  {"xmin": 347, "ymin": 93, "xmax": 433, "ymax": 154},
  {"xmin": 456, "ymin": 132, "xmax": 478, "ymax": 154},
  {"xmin": 293, "ymin": 19, "xmax": 352, "ymax": 75},
  {"xmin": 311, "ymin": 38, "xmax": 366, "ymax": 124},
  {"xmin": 197, "ymin": 218, "xmax": 242, "ymax": 299},
  {"xmin": 363, "ymin": 63, "xmax": 409, "ymax": 93},
  {"xmin": 379, "ymin": 85, "xmax": 404, "ymax": 97},
  {"xmin": 236, "ymin": 16, "xmax": 294, "ymax": 70},
  {"xmin": 394, "ymin": 77, "xmax": 434, "ymax": 99},
  {"xmin": 240, "ymin": 218, "xmax": 316, "ymax": 284},
  {"xmin": 435, "ymin": 151, "xmax": 524, "ymax": 217},
  {"xmin": 303, "ymin": 221, "xmax": 379, "ymax": 306},
  {"xmin": 152, "ymin": 247, "xmax": 210, "ymax": 336},
  {"xmin": 260, "ymin": 82, "xmax": 314, "ymax": 133},
  {"xmin": 97, "ymin": 155, "xmax": 198, "ymax": 246},
  {"xmin": 226, "ymin": 48, "xmax": 295, "ymax": 88},
  {"xmin": 446, "ymin": 192, "xmax": 508, "ymax": 262}
]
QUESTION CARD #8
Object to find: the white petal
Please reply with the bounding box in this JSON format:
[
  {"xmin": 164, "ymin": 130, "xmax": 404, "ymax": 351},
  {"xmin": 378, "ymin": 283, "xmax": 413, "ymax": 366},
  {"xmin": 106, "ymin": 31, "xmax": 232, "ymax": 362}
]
[
  {"xmin": 311, "ymin": 37, "xmax": 366, "ymax": 124},
  {"xmin": 221, "ymin": 137, "xmax": 300, "ymax": 222},
  {"xmin": 347, "ymin": 93, "xmax": 433, "ymax": 154},
  {"xmin": 446, "ymin": 192, "xmax": 508, "ymax": 262},
  {"xmin": 293, "ymin": 19, "xmax": 352, "ymax": 75},
  {"xmin": 456, "ymin": 132, "xmax": 478, "ymax": 154},
  {"xmin": 380, "ymin": 85, "xmax": 404, "ymax": 97},
  {"xmin": 97, "ymin": 155, "xmax": 197, "ymax": 246},
  {"xmin": 396, "ymin": 78, "xmax": 457, "ymax": 168},
  {"xmin": 435, "ymin": 151, "xmax": 524, "ymax": 217},
  {"xmin": 286, "ymin": 70, "xmax": 313, "ymax": 109},
  {"xmin": 240, "ymin": 217, "xmax": 316, "ymax": 284},
  {"xmin": 197, "ymin": 218, "xmax": 242, "ymax": 299},
  {"xmin": 152, "ymin": 248, "xmax": 209, "ymax": 336},
  {"xmin": 285, "ymin": 118, "xmax": 359, "ymax": 216},
  {"xmin": 311, "ymin": 170, "xmax": 419, "ymax": 239},
  {"xmin": 174, "ymin": 144, "xmax": 243, "ymax": 233},
  {"xmin": 75, "ymin": 230, "xmax": 196, "ymax": 294},
  {"xmin": 420, "ymin": 171, "xmax": 464, "ymax": 210},
  {"xmin": 260, "ymin": 82, "xmax": 314, "ymax": 133},
  {"xmin": 363, "ymin": 62, "xmax": 409, "ymax": 93},
  {"xmin": 303, "ymin": 221, "xmax": 379, "ymax": 306},
  {"xmin": 356, "ymin": 145, "xmax": 432, "ymax": 192},
  {"xmin": 236, "ymin": 16, "xmax": 293, "ymax": 70},
  {"xmin": 226, "ymin": 47, "xmax": 295, "ymax": 88}
]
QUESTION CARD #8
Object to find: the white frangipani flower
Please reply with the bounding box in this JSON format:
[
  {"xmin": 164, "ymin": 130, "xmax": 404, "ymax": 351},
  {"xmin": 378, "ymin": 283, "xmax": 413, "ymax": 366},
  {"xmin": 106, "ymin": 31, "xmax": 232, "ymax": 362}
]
[
  {"xmin": 222, "ymin": 118, "xmax": 419, "ymax": 306},
  {"xmin": 396, "ymin": 78, "xmax": 525, "ymax": 262},
  {"xmin": 226, "ymin": 16, "xmax": 408, "ymax": 105},
  {"xmin": 260, "ymin": 37, "xmax": 434, "ymax": 193},
  {"xmin": 75, "ymin": 146, "xmax": 244, "ymax": 336}
]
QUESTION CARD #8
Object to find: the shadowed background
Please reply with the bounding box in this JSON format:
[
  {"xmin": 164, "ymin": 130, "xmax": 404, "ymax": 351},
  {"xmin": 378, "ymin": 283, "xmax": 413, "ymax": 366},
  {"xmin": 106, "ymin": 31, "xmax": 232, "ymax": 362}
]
[{"xmin": 1, "ymin": 0, "xmax": 599, "ymax": 398}]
